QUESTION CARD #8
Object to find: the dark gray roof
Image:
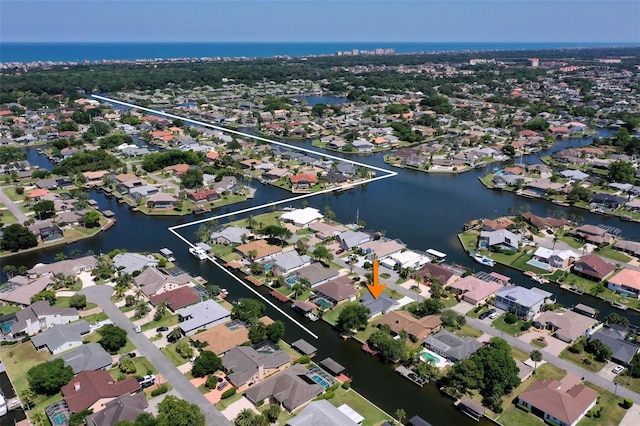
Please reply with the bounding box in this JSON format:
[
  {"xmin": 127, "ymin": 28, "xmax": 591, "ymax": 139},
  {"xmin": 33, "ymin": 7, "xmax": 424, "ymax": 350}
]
[
  {"xmin": 590, "ymin": 328, "xmax": 640, "ymax": 365},
  {"xmin": 85, "ymin": 393, "xmax": 148, "ymax": 426},
  {"xmin": 424, "ymin": 330, "xmax": 482, "ymax": 361},
  {"xmin": 55, "ymin": 343, "xmax": 113, "ymax": 374},
  {"xmin": 292, "ymin": 339, "xmax": 317, "ymax": 356},
  {"xmin": 222, "ymin": 345, "xmax": 291, "ymax": 387},
  {"xmin": 31, "ymin": 320, "xmax": 90, "ymax": 353},
  {"xmin": 360, "ymin": 292, "xmax": 397, "ymax": 317},
  {"xmin": 320, "ymin": 358, "xmax": 345, "ymax": 375},
  {"xmin": 244, "ymin": 364, "xmax": 324, "ymax": 412}
]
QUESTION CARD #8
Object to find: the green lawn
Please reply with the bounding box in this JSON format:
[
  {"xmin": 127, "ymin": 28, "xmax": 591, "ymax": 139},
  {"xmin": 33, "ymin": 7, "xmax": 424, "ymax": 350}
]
[
  {"xmin": 161, "ymin": 340, "xmax": 191, "ymax": 366},
  {"xmin": 559, "ymin": 347, "xmax": 605, "ymax": 373},
  {"xmin": 109, "ymin": 356, "xmax": 157, "ymax": 378},
  {"xmin": 458, "ymin": 232, "xmax": 479, "ymax": 251},
  {"xmin": 0, "ymin": 208, "xmax": 17, "ymax": 225},
  {"xmin": 214, "ymin": 391, "xmax": 243, "ymax": 410},
  {"xmin": 594, "ymin": 246, "xmax": 632, "ymax": 263},
  {"xmin": 321, "ymin": 303, "xmax": 350, "ymax": 327},
  {"xmin": 83, "ymin": 332, "xmax": 136, "ymax": 355},
  {"xmin": 327, "ymin": 387, "xmax": 394, "ymax": 426},
  {"xmin": 140, "ymin": 313, "xmax": 179, "ymax": 332},
  {"xmin": 0, "ymin": 304, "xmax": 21, "ymax": 315},
  {"xmin": 210, "ymin": 243, "xmax": 241, "ymax": 262},
  {"xmin": 53, "ymin": 296, "xmax": 98, "ymax": 311},
  {"xmin": 491, "ymin": 315, "xmax": 529, "ymax": 338},
  {"xmin": 580, "ymin": 382, "xmax": 628, "ymax": 426},
  {"xmin": 457, "ymin": 324, "xmax": 483, "ymax": 338},
  {"xmin": 80, "ymin": 312, "xmax": 108, "ymax": 324},
  {"xmin": 560, "ymin": 235, "xmax": 585, "ymax": 249}
]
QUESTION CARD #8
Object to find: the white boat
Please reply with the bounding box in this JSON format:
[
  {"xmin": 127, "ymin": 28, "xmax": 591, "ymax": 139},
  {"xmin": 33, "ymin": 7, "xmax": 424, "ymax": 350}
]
[
  {"xmin": 305, "ymin": 312, "xmax": 319, "ymax": 321},
  {"xmin": 470, "ymin": 252, "xmax": 495, "ymax": 267},
  {"xmin": 189, "ymin": 246, "xmax": 208, "ymax": 260}
]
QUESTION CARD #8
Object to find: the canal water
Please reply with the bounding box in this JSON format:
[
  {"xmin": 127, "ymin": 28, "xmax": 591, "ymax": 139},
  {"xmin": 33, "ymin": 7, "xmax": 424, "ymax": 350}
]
[{"xmin": 4, "ymin": 128, "xmax": 639, "ymax": 425}]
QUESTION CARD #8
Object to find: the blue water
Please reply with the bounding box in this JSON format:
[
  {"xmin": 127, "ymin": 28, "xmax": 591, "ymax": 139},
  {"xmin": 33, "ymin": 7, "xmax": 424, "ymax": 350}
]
[
  {"xmin": 1, "ymin": 321, "xmax": 13, "ymax": 334},
  {"xmin": 2, "ymin": 42, "xmax": 636, "ymax": 63},
  {"xmin": 527, "ymin": 259, "xmax": 553, "ymax": 271}
]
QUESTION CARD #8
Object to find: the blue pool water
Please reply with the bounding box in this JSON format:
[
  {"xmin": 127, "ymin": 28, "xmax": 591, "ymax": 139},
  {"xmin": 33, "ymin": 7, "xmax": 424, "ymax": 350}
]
[
  {"xmin": 527, "ymin": 259, "xmax": 552, "ymax": 271},
  {"xmin": 420, "ymin": 350, "xmax": 442, "ymax": 365},
  {"xmin": 51, "ymin": 413, "xmax": 68, "ymax": 425},
  {"xmin": 285, "ymin": 276, "xmax": 298, "ymax": 286},
  {"xmin": 314, "ymin": 298, "xmax": 332, "ymax": 308},
  {"xmin": 1, "ymin": 321, "xmax": 13, "ymax": 334},
  {"xmin": 311, "ymin": 374, "xmax": 330, "ymax": 388}
]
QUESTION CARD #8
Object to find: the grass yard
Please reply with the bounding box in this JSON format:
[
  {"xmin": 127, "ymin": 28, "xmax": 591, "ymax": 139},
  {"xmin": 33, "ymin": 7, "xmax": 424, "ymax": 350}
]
[
  {"xmin": 580, "ymin": 382, "xmax": 628, "ymax": 426},
  {"xmin": 560, "ymin": 235, "xmax": 585, "ymax": 249},
  {"xmin": 214, "ymin": 391, "xmax": 243, "ymax": 410},
  {"xmin": 321, "ymin": 303, "xmax": 350, "ymax": 327},
  {"xmin": 458, "ymin": 232, "xmax": 479, "ymax": 251},
  {"xmin": 210, "ymin": 244, "xmax": 241, "ymax": 262},
  {"xmin": 327, "ymin": 387, "xmax": 394, "ymax": 426},
  {"xmin": 491, "ymin": 315, "xmax": 529, "ymax": 338},
  {"xmin": 110, "ymin": 356, "xmax": 157, "ymax": 378},
  {"xmin": 0, "ymin": 208, "xmax": 17, "ymax": 225},
  {"xmin": 0, "ymin": 341, "xmax": 52, "ymax": 396},
  {"xmin": 457, "ymin": 324, "xmax": 483, "ymax": 338},
  {"xmin": 53, "ymin": 296, "xmax": 97, "ymax": 311},
  {"xmin": 0, "ymin": 304, "xmax": 21, "ymax": 315},
  {"xmin": 559, "ymin": 347, "xmax": 605, "ymax": 373},
  {"xmin": 81, "ymin": 312, "xmax": 108, "ymax": 324},
  {"xmin": 594, "ymin": 246, "xmax": 632, "ymax": 263},
  {"xmin": 161, "ymin": 341, "xmax": 191, "ymax": 367},
  {"xmin": 83, "ymin": 331, "xmax": 136, "ymax": 355},
  {"xmin": 140, "ymin": 313, "xmax": 179, "ymax": 332}
]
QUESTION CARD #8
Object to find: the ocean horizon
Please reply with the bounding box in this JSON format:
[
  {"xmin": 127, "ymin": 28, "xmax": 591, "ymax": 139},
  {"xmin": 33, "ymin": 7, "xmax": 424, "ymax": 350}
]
[{"xmin": 2, "ymin": 41, "xmax": 638, "ymax": 63}]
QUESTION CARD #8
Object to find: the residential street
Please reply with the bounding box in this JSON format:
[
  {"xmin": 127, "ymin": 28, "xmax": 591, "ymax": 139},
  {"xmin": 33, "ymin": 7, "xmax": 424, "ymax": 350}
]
[
  {"xmin": 81, "ymin": 285, "xmax": 232, "ymax": 426},
  {"xmin": 0, "ymin": 185, "xmax": 29, "ymax": 224},
  {"xmin": 466, "ymin": 316, "xmax": 640, "ymax": 404}
]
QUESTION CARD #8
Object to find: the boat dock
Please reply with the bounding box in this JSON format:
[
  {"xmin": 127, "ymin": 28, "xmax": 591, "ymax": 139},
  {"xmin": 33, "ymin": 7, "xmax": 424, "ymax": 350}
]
[{"xmin": 395, "ymin": 365, "xmax": 428, "ymax": 387}]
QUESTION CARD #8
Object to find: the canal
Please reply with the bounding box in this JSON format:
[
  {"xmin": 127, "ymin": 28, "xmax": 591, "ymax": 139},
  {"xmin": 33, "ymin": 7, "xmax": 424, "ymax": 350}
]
[{"xmin": 3, "ymin": 128, "xmax": 639, "ymax": 425}]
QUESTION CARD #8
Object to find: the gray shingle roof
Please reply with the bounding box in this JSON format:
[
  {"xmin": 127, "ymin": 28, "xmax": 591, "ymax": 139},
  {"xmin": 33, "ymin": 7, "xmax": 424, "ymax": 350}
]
[
  {"xmin": 222, "ymin": 345, "xmax": 290, "ymax": 387},
  {"xmin": 31, "ymin": 320, "xmax": 90, "ymax": 353},
  {"xmin": 56, "ymin": 342, "xmax": 113, "ymax": 373}
]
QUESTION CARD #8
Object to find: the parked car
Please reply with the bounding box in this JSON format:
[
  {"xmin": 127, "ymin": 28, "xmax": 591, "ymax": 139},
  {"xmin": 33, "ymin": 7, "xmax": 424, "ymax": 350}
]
[
  {"xmin": 612, "ymin": 365, "xmax": 624, "ymax": 374},
  {"xmin": 156, "ymin": 326, "xmax": 169, "ymax": 332},
  {"xmin": 217, "ymin": 381, "xmax": 228, "ymax": 391},
  {"xmin": 134, "ymin": 325, "xmax": 142, "ymax": 333},
  {"xmin": 479, "ymin": 310, "xmax": 491, "ymax": 320},
  {"xmin": 120, "ymin": 352, "xmax": 136, "ymax": 361},
  {"xmin": 488, "ymin": 310, "xmax": 499, "ymax": 320}
]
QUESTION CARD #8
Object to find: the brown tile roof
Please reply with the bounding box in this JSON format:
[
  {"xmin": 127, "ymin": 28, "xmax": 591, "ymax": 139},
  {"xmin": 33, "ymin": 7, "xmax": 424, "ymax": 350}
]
[
  {"xmin": 149, "ymin": 286, "xmax": 201, "ymax": 311},
  {"xmin": 377, "ymin": 311, "xmax": 442, "ymax": 341},
  {"xmin": 62, "ymin": 370, "xmax": 140, "ymax": 413},
  {"xmin": 191, "ymin": 323, "xmax": 249, "ymax": 355},
  {"xmin": 573, "ymin": 255, "xmax": 616, "ymax": 280},
  {"xmin": 519, "ymin": 377, "xmax": 597, "ymax": 425},
  {"xmin": 235, "ymin": 239, "xmax": 282, "ymax": 260},
  {"xmin": 313, "ymin": 276, "xmax": 358, "ymax": 302},
  {"xmin": 414, "ymin": 263, "xmax": 458, "ymax": 285}
]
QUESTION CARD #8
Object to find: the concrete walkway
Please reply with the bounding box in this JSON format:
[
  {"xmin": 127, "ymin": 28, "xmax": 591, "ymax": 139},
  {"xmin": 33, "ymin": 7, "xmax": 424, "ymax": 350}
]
[
  {"xmin": 81, "ymin": 285, "xmax": 232, "ymax": 426},
  {"xmin": 466, "ymin": 316, "xmax": 640, "ymax": 404}
]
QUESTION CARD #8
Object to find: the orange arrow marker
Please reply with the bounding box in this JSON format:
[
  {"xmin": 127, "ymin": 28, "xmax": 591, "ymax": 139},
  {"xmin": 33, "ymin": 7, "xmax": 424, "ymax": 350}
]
[{"xmin": 366, "ymin": 259, "xmax": 386, "ymax": 299}]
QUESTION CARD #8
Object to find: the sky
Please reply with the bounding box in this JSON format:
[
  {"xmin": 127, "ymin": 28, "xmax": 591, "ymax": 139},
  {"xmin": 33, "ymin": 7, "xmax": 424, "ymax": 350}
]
[{"xmin": 2, "ymin": 0, "xmax": 639, "ymax": 43}]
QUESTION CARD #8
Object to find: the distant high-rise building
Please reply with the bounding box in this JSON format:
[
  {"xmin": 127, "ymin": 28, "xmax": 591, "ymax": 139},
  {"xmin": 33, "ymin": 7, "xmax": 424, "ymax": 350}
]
[
  {"xmin": 528, "ymin": 58, "xmax": 539, "ymax": 67},
  {"xmin": 352, "ymin": 49, "xmax": 359, "ymax": 56}
]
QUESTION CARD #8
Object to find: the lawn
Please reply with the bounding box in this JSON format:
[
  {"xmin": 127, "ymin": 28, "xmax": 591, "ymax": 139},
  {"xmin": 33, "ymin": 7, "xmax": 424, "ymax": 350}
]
[
  {"xmin": 559, "ymin": 347, "xmax": 605, "ymax": 373},
  {"xmin": 327, "ymin": 387, "xmax": 394, "ymax": 426},
  {"xmin": 594, "ymin": 246, "xmax": 632, "ymax": 263},
  {"xmin": 0, "ymin": 208, "xmax": 17, "ymax": 225},
  {"xmin": 560, "ymin": 235, "xmax": 585, "ymax": 250},
  {"xmin": 83, "ymin": 331, "xmax": 136, "ymax": 355},
  {"xmin": 491, "ymin": 315, "xmax": 529, "ymax": 338},
  {"xmin": 214, "ymin": 391, "xmax": 243, "ymax": 410},
  {"xmin": 580, "ymin": 382, "xmax": 628, "ymax": 426},
  {"xmin": 0, "ymin": 304, "xmax": 21, "ymax": 315},
  {"xmin": 321, "ymin": 303, "xmax": 350, "ymax": 327},
  {"xmin": 81, "ymin": 312, "xmax": 108, "ymax": 324},
  {"xmin": 140, "ymin": 313, "xmax": 179, "ymax": 332},
  {"xmin": 210, "ymin": 243, "xmax": 241, "ymax": 262},
  {"xmin": 161, "ymin": 340, "xmax": 191, "ymax": 366},
  {"xmin": 109, "ymin": 356, "xmax": 157, "ymax": 378},
  {"xmin": 457, "ymin": 324, "xmax": 483, "ymax": 338},
  {"xmin": 53, "ymin": 296, "xmax": 98, "ymax": 311},
  {"xmin": 0, "ymin": 341, "xmax": 52, "ymax": 397},
  {"xmin": 458, "ymin": 232, "xmax": 479, "ymax": 251}
]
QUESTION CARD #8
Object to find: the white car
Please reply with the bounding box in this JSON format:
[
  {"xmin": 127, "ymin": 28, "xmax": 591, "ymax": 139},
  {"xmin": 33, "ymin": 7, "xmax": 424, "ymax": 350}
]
[
  {"xmin": 612, "ymin": 366, "xmax": 624, "ymax": 374},
  {"xmin": 488, "ymin": 311, "xmax": 500, "ymax": 320}
]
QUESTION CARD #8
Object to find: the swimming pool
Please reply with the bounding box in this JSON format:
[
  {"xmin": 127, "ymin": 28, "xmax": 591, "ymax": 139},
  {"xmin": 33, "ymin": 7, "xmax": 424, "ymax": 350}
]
[
  {"xmin": 420, "ymin": 349, "xmax": 445, "ymax": 367},
  {"xmin": 526, "ymin": 259, "xmax": 552, "ymax": 271},
  {"xmin": 314, "ymin": 298, "xmax": 332, "ymax": 309},
  {"xmin": 285, "ymin": 276, "xmax": 298, "ymax": 286},
  {"xmin": 0, "ymin": 321, "xmax": 13, "ymax": 334},
  {"xmin": 306, "ymin": 367, "xmax": 334, "ymax": 388}
]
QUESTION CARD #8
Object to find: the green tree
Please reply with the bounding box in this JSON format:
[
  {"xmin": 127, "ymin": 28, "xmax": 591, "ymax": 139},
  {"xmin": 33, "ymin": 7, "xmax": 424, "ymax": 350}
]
[
  {"xmin": 20, "ymin": 388, "xmax": 36, "ymax": 410},
  {"xmin": 119, "ymin": 357, "xmax": 137, "ymax": 374},
  {"xmin": 265, "ymin": 320, "xmax": 285, "ymax": 342},
  {"xmin": 176, "ymin": 339, "xmax": 194, "ymax": 359},
  {"xmin": 134, "ymin": 301, "xmax": 151, "ymax": 319},
  {"xmin": 191, "ymin": 350, "xmax": 223, "ymax": 378},
  {"xmin": 231, "ymin": 298, "xmax": 266, "ymax": 324},
  {"xmin": 312, "ymin": 245, "xmax": 334, "ymax": 263},
  {"xmin": 608, "ymin": 161, "xmax": 636, "ymax": 184},
  {"xmin": 586, "ymin": 338, "xmax": 613, "ymax": 362},
  {"xmin": 530, "ymin": 349, "xmax": 543, "ymax": 371},
  {"xmin": 395, "ymin": 408, "xmax": 407, "ymax": 425},
  {"xmin": 0, "ymin": 223, "xmax": 38, "ymax": 251},
  {"xmin": 440, "ymin": 309, "xmax": 464, "ymax": 329},
  {"xmin": 180, "ymin": 168, "xmax": 203, "ymax": 189},
  {"xmin": 32, "ymin": 200, "xmax": 55, "ymax": 219},
  {"xmin": 156, "ymin": 395, "xmax": 205, "ymax": 426},
  {"xmin": 323, "ymin": 205, "xmax": 336, "ymax": 221},
  {"xmin": 27, "ymin": 359, "xmax": 74, "ymax": 395},
  {"xmin": 69, "ymin": 294, "xmax": 87, "ymax": 309},
  {"xmin": 82, "ymin": 210, "xmax": 102, "ymax": 227},
  {"xmin": 265, "ymin": 404, "xmax": 281, "ymax": 423},
  {"xmin": 605, "ymin": 313, "xmax": 630, "ymax": 327},
  {"xmin": 98, "ymin": 324, "xmax": 128, "ymax": 354},
  {"xmin": 31, "ymin": 290, "xmax": 57, "ymax": 305},
  {"xmin": 337, "ymin": 303, "xmax": 369, "ymax": 331}
]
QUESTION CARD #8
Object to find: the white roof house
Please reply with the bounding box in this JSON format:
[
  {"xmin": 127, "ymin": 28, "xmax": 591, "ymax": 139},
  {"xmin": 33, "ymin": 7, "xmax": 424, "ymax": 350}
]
[
  {"xmin": 280, "ymin": 207, "xmax": 324, "ymax": 227},
  {"xmin": 177, "ymin": 299, "xmax": 231, "ymax": 336}
]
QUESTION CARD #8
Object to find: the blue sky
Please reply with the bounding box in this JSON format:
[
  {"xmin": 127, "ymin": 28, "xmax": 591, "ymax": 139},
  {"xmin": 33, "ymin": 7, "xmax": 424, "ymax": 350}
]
[{"xmin": 2, "ymin": 1, "xmax": 639, "ymax": 43}]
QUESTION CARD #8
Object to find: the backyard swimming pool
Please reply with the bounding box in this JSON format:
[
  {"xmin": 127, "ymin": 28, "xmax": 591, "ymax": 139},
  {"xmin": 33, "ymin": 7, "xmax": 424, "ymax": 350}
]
[
  {"xmin": 526, "ymin": 259, "xmax": 552, "ymax": 271},
  {"xmin": 420, "ymin": 349, "xmax": 445, "ymax": 367},
  {"xmin": 285, "ymin": 276, "xmax": 298, "ymax": 286},
  {"xmin": 0, "ymin": 321, "xmax": 13, "ymax": 334},
  {"xmin": 306, "ymin": 367, "xmax": 334, "ymax": 388}
]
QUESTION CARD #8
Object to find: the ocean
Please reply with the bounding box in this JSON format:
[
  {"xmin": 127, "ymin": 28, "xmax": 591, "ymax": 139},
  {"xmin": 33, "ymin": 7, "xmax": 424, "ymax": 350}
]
[{"xmin": 1, "ymin": 41, "xmax": 636, "ymax": 63}]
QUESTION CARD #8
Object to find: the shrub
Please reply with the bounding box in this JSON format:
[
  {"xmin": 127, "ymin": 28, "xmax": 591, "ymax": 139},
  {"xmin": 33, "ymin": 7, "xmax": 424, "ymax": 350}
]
[
  {"xmin": 0, "ymin": 340, "xmax": 18, "ymax": 346},
  {"xmin": 205, "ymin": 375, "xmax": 219, "ymax": 390},
  {"xmin": 341, "ymin": 381, "xmax": 351, "ymax": 389},
  {"xmin": 505, "ymin": 313, "xmax": 519, "ymax": 324},
  {"xmin": 20, "ymin": 335, "xmax": 31, "ymax": 343},
  {"xmin": 293, "ymin": 355, "xmax": 311, "ymax": 365},
  {"xmin": 221, "ymin": 387, "xmax": 236, "ymax": 399},
  {"xmin": 150, "ymin": 384, "xmax": 169, "ymax": 397},
  {"xmin": 521, "ymin": 321, "xmax": 533, "ymax": 331},
  {"xmin": 516, "ymin": 403, "xmax": 531, "ymax": 413},
  {"xmin": 622, "ymin": 398, "xmax": 633, "ymax": 409}
]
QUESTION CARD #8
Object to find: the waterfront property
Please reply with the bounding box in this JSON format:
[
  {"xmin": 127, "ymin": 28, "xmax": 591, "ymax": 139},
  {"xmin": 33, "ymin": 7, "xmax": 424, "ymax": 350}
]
[
  {"xmin": 607, "ymin": 268, "xmax": 640, "ymax": 298},
  {"xmin": 494, "ymin": 286, "xmax": 555, "ymax": 320},
  {"xmin": 10, "ymin": 301, "xmax": 79, "ymax": 337},
  {"xmin": 221, "ymin": 344, "xmax": 291, "ymax": 392},
  {"xmin": 572, "ymin": 254, "xmax": 616, "ymax": 282},
  {"xmin": 588, "ymin": 326, "xmax": 640, "ymax": 366},
  {"xmin": 285, "ymin": 399, "xmax": 360, "ymax": 426},
  {"xmin": 377, "ymin": 310, "xmax": 442, "ymax": 342},
  {"xmin": 423, "ymin": 330, "xmax": 482, "ymax": 362},
  {"xmin": 447, "ymin": 275, "xmax": 502, "ymax": 305},
  {"xmin": 176, "ymin": 299, "xmax": 231, "ymax": 336}
]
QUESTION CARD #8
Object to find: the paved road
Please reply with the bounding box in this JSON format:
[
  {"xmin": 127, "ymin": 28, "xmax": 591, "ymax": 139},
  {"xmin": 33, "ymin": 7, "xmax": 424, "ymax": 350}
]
[
  {"xmin": 81, "ymin": 285, "xmax": 232, "ymax": 426},
  {"xmin": 0, "ymin": 186, "xmax": 29, "ymax": 224},
  {"xmin": 467, "ymin": 316, "xmax": 640, "ymax": 404}
]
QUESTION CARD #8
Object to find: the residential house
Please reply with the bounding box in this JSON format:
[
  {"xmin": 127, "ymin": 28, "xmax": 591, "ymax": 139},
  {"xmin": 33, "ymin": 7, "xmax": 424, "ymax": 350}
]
[
  {"xmin": 352, "ymin": 140, "xmax": 374, "ymax": 152},
  {"xmin": 188, "ymin": 189, "xmax": 220, "ymax": 203},
  {"xmin": 296, "ymin": 263, "xmax": 340, "ymax": 288},
  {"xmin": 494, "ymin": 286, "xmax": 555, "ymax": 320},
  {"xmin": 149, "ymin": 286, "xmax": 201, "ymax": 312},
  {"xmin": 560, "ymin": 170, "xmax": 590, "ymax": 181},
  {"xmin": 31, "ymin": 320, "xmax": 91, "ymax": 354},
  {"xmin": 377, "ymin": 311, "xmax": 442, "ymax": 342},
  {"xmin": 424, "ymin": 330, "xmax": 482, "ymax": 362},
  {"xmin": 235, "ymin": 239, "xmax": 282, "ymax": 262},
  {"xmin": 84, "ymin": 393, "xmax": 148, "ymax": 426},
  {"xmin": 478, "ymin": 229, "xmax": 521, "ymax": 251},
  {"xmin": 243, "ymin": 363, "xmax": 324, "ymax": 412},
  {"xmin": 210, "ymin": 226, "xmax": 249, "ymax": 245},
  {"xmin": 112, "ymin": 252, "xmax": 159, "ymax": 275},
  {"xmin": 270, "ymin": 251, "xmax": 312, "ymax": 276},
  {"xmin": 447, "ymin": 276, "xmax": 502, "ymax": 305},
  {"xmin": 129, "ymin": 185, "xmax": 159, "ymax": 201},
  {"xmin": 532, "ymin": 247, "xmax": 579, "ymax": 269},
  {"xmin": 357, "ymin": 239, "xmax": 406, "ymax": 261},
  {"xmin": 312, "ymin": 276, "xmax": 359, "ymax": 306},
  {"xmin": 589, "ymin": 327, "xmax": 640, "ymax": 366},
  {"xmin": 591, "ymin": 193, "xmax": 626, "ymax": 209},
  {"xmin": 286, "ymin": 400, "xmax": 360, "ymax": 426},
  {"xmin": 533, "ymin": 310, "xmax": 598, "ymax": 343},
  {"xmin": 518, "ymin": 375, "xmax": 597, "ymax": 426},
  {"xmin": 132, "ymin": 267, "xmax": 192, "ymax": 297},
  {"xmin": 359, "ymin": 292, "xmax": 399, "ymax": 319},
  {"xmin": 521, "ymin": 212, "xmax": 570, "ymax": 231},
  {"xmin": 28, "ymin": 255, "xmax": 97, "ymax": 277},
  {"xmin": 10, "ymin": 301, "xmax": 79, "ymax": 337},
  {"xmin": 280, "ymin": 207, "xmax": 324, "ymax": 227},
  {"xmin": 309, "ymin": 221, "xmax": 347, "ymax": 240},
  {"xmin": 221, "ymin": 344, "xmax": 291, "ymax": 392},
  {"xmin": 607, "ymin": 268, "xmax": 640, "ymax": 298},
  {"xmin": 414, "ymin": 263, "xmax": 460, "ymax": 286},
  {"xmin": 614, "ymin": 240, "xmax": 640, "ymax": 258},
  {"xmin": 28, "ymin": 220, "xmax": 64, "ymax": 242},
  {"xmin": 384, "ymin": 250, "xmax": 430, "ymax": 270},
  {"xmin": 146, "ymin": 192, "xmax": 177, "ymax": 209},
  {"xmin": 177, "ymin": 299, "xmax": 231, "ymax": 336},
  {"xmin": 572, "ymin": 255, "xmax": 616, "ymax": 281},
  {"xmin": 190, "ymin": 322, "xmax": 249, "ymax": 356},
  {"xmin": 337, "ymin": 230, "xmax": 371, "ymax": 250},
  {"xmin": 290, "ymin": 174, "xmax": 318, "ymax": 191},
  {"xmin": 56, "ymin": 342, "xmax": 113, "ymax": 374},
  {"xmin": 61, "ymin": 370, "xmax": 140, "ymax": 413},
  {"xmin": 0, "ymin": 275, "xmax": 53, "ymax": 306},
  {"xmin": 83, "ymin": 170, "xmax": 110, "ymax": 186}
]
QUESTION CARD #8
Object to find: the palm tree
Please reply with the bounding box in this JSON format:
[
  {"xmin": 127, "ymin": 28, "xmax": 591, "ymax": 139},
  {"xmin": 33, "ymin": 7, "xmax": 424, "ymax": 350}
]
[
  {"xmin": 114, "ymin": 285, "xmax": 127, "ymax": 300},
  {"xmin": 394, "ymin": 408, "xmax": 407, "ymax": 425},
  {"xmin": 21, "ymin": 388, "xmax": 35, "ymax": 410},
  {"xmin": 530, "ymin": 349, "xmax": 543, "ymax": 372},
  {"xmin": 31, "ymin": 411, "xmax": 46, "ymax": 426},
  {"xmin": 3, "ymin": 264, "xmax": 16, "ymax": 278},
  {"xmin": 234, "ymin": 408, "xmax": 256, "ymax": 426}
]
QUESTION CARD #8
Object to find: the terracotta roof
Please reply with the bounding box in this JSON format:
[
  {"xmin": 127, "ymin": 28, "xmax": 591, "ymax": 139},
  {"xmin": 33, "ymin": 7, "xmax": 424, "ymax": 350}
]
[
  {"xmin": 149, "ymin": 286, "xmax": 201, "ymax": 311},
  {"xmin": 62, "ymin": 370, "xmax": 140, "ymax": 413},
  {"xmin": 27, "ymin": 188, "xmax": 49, "ymax": 198},
  {"xmin": 192, "ymin": 322, "xmax": 249, "ymax": 355},
  {"xmin": 609, "ymin": 268, "xmax": 640, "ymax": 291},
  {"xmin": 519, "ymin": 377, "xmax": 597, "ymax": 425},
  {"xmin": 290, "ymin": 173, "xmax": 318, "ymax": 184}
]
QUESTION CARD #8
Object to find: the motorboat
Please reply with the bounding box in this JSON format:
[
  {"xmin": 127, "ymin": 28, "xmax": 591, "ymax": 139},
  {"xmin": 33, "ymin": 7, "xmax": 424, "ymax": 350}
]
[
  {"xmin": 470, "ymin": 252, "xmax": 495, "ymax": 267},
  {"xmin": 189, "ymin": 246, "xmax": 208, "ymax": 260}
]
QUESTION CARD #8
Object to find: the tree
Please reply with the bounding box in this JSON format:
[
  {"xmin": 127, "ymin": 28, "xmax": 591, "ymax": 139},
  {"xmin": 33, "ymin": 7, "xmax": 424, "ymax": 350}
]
[
  {"xmin": 323, "ymin": 205, "xmax": 336, "ymax": 221},
  {"xmin": 191, "ymin": 350, "xmax": 223, "ymax": 377},
  {"xmin": 231, "ymin": 298, "xmax": 266, "ymax": 324},
  {"xmin": 134, "ymin": 302, "xmax": 151, "ymax": 319},
  {"xmin": 30, "ymin": 290, "xmax": 57, "ymax": 305},
  {"xmin": 234, "ymin": 409, "xmax": 257, "ymax": 426},
  {"xmin": 69, "ymin": 294, "xmax": 87, "ymax": 309},
  {"xmin": 32, "ymin": 200, "xmax": 55, "ymax": 219},
  {"xmin": 3, "ymin": 264, "xmax": 17, "ymax": 278},
  {"xmin": 82, "ymin": 210, "xmax": 102, "ymax": 227},
  {"xmin": 395, "ymin": 408, "xmax": 407, "ymax": 425},
  {"xmin": 261, "ymin": 224, "xmax": 292, "ymax": 246},
  {"xmin": 440, "ymin": 309, "xmax": 464, "ymax": 329},
  {"xmin": 502, "ymin": 144, "xmax": 516, "ymax": 156},
  {"xmin": 586, "ymin": 338, "xmax": 612, "ymax": 362},
  {"xmin": 20, "ymin": 388, "xmax": 36, "ymax": 410},
  {"xmin": 98, "ymin": 324, "xmax": 128, "ymax": 354},
  {"xmin": 608, "ymin": 161, "xmax": 636, "ymax": 184},
  {"xmin": 337, "ymin": 303, "xmax": 369, "ymax": 331},
  {"xmin": 0, "ymin": 223, "xmax": 38, "ymax": 251},
  {"xmin": 180, "ymin": 168, "xmax": 203, "ymax": 189},
  {"xmin": 265, "ymin": 320, "xmax": 285, "ymax": 342},
  {"xmin": 154, "ymin": 301, "xmax": 167, "ymax": 322},
  {"xmin": 605, "ymin": 312, "xmax": 630, "ymax": 327},
  {"xmin": 367, "ymin": 329, "xmax": 406, "ymax": 362},
  {"xmin": 265, "ymin": 404, "xmax": 281, "ymax": 423},
  {"xmin": 312, "ymin": 245, "xmax": 334, "ymax": 263},
  {"xmin": 119, "ymin": 357, "xmax": 137, "ymax": 374},
  {"xmin": 156, "ymin": 395, "xmax": 205, "ymax": 426},
  {"xmin": 411, "ymin": 298, "xmax": 444, "ymax": 317},
  {"xmin": 27, "ymin": 359, "xmax": 74, "ymax": 395},
  {"xmin": 176, "ymin": 339, "xmax": 194, "ymax": 359},
  {"xmin": 530, "ymin": 349, "xmax": 543, "ymax": 371},
  {"xmin": 248, "ymin": 322, "xmax": 267, "ymax": 344}
]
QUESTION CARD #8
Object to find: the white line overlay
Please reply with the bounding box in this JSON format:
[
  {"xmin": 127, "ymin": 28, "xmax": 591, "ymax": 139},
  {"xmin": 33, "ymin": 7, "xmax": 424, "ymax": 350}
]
[{"xmin": 92, "ymin": 95, "xmax": 399, "ymax": 338}]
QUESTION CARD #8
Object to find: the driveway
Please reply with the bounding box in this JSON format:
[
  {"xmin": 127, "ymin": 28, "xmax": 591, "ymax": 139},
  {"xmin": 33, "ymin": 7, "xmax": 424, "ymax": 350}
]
[
  {"xmin": 518, "ymin": 330, "xmax": 568, "ymax": 357},
  {"xmin": 221, "ymin": 396, "xmax": 260, "ymax": 422},
  {"xmin": 0, "ymin": 186, "xmax": 29, "ymax": 224},
  {"xmin": 81, "ymin": 285, "xmax": 232, "ymax": 426}
]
